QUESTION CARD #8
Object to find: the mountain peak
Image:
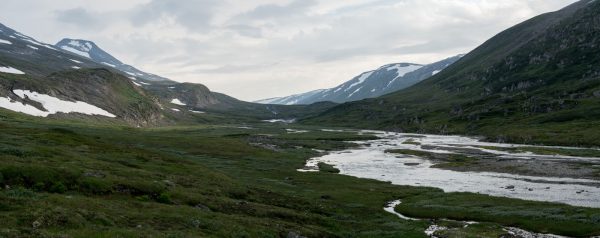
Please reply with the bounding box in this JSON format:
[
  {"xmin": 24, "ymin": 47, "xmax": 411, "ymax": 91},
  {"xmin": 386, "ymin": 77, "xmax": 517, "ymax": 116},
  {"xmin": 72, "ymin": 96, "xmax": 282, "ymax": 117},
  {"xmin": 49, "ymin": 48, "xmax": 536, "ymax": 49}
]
[
  {"xmin": 58, "ymin": 38, "xmax": 96, "ymax": 54},
  {"xmin": 55, "ymin": 38, "xmax": 121, "ymax": 64},
  {"xmin": 54, "ymin": 38, "xmax": 171, "ymax": 82}
]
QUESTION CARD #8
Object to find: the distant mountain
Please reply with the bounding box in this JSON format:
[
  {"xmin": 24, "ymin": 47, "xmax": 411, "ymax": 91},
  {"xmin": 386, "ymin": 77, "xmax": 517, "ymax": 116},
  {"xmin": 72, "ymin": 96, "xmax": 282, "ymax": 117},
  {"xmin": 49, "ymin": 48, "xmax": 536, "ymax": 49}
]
[
  {"xmin": 303, "ymin": 0, "xmax": 600, "ymax": 146},
  {"xmin": 255, "ymin": 89, "xmax": 327, "ymax": 105},
  {"xmin": 256, "ymin": 56, "xmax": 462, "ymax": 105},
  {"xmin": 55, "ymin": 39, "xmax": 171, "ymax": 82}
]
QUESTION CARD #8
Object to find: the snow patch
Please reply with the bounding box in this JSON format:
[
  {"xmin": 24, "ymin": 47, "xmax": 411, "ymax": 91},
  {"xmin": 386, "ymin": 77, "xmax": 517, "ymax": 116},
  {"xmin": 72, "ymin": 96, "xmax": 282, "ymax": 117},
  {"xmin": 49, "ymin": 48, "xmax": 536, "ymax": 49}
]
[
  {"xmin": 262, "ymin": 119, "xmax": 296, "ymax": 123},
  {"xmin": 101, "ymin": 62, "xmax": 116, "ymax": 68},
  {"xmin": 286, "ymin": 129, "xmax": 309, "ymax": 134},
  {"xmin": 170, "ymin": 99, "xmax": 186, "ymax": 106},
  {"xmin": 0, "ymin": 39, "xmax": 12, "ymax": 45},
  {"xmin": 432, "ymin": 70, "xmax": 441, "ymax": 75},
  {"xmin": 0, "ymin": 66, "xmax": 25, "ymax": 74},
  {"xmin": 171, "ymin": 108, "xmax": 180, "ymax": 112},
  {"xmin": 190, "ymin": 110, "xmax": 205, "ymax": 114},
  {"xmin": 61, "ymin": 46, "xmax": 90, "ymax": 58},
  {"xmin": 385, "ymin": 64, "xmax": 423, "ymax": 88},
  {"xmin": 69, "ymin": 59, "xmax": 83, "ymax": 64},
  {"xmin": 27, "ymin": 45, "xmax": 39, "ymax": 50},
  {"xmin": 348, "ymin": 87, "xmax": 363, "ymax": 98},
  {"xmin": 71, "ymin": 66, "xmax": 81, "ymax": 69},
  {"xmin": 345, "ymin": 71, "xmax": 374, "ymax": 91},
  {"xmin": 67, "ymin": 40, "xmax": 93, "ymax": 51},
  {"xmin": 0, "ymin": 96, "xmax": 48, "ymax": 117},
  {"xmin": 132, "ymin": 81, "xmax": 142, "ymax": 87},
  {"xmin": 10, "ymin": 89, "xmax": 116, "ymax": 118},
  {"xmin": 20, "ymin": 38, "xmax": 55, "ymax": 50}
]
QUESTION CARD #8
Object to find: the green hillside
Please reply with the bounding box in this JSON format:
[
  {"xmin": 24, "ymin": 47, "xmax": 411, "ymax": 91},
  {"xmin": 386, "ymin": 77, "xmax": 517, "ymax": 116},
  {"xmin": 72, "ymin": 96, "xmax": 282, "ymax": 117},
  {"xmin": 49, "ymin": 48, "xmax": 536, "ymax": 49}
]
[{"xmin": 303, "ymin": 0, "xmax": 600, "ymax": 147}]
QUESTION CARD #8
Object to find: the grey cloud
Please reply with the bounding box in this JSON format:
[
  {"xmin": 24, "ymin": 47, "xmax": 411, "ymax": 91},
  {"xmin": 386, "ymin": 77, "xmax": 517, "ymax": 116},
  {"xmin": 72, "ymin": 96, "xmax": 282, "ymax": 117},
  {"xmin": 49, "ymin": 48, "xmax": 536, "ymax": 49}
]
[
  {"xmin": 55, "ymin": 8, "xmax": 105, "ymax": 30},
  {"xmin": 225, "ymin": 24, "xmax": 263, "ymax": 38},
  {"xmin": 233, "ymin": 0, "xmax": 317, "ymax": 21},
  {"xmin": 131, "ymin": 0, "xmax": 220, "ymax": 32}
]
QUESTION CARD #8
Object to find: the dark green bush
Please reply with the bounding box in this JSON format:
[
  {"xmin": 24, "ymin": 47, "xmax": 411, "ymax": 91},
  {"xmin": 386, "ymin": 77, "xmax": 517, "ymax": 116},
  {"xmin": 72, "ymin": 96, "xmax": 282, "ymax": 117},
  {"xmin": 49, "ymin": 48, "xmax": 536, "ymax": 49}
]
[
  {"xmin": 49, "ymin": 182, "xmax": 67, "ymax": 194},
  {"xmin": 79, "ymin": 178, "xmax": 113, "ymax": 195},
  {"xmin": 157, "ymin": 192, "xmax": 172, "ymax": 204}
]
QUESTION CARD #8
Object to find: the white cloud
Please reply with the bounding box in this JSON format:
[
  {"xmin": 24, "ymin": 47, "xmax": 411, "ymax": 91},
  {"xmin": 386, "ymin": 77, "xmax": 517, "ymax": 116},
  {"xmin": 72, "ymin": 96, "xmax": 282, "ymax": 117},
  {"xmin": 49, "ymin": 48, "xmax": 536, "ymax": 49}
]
[{"xmin": 0, "ymin": 0, "xmax": 579, "ymax": 101}]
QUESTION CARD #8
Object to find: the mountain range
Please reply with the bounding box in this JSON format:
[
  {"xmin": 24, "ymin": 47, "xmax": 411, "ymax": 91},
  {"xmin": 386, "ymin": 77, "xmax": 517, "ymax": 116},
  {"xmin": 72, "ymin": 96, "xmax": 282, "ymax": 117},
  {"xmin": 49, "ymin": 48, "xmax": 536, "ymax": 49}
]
[
  {"xmin": 256, "ymin": 55, "xmax": 462, "ymax": 105},
  {"xmin": 0, "ymin": 24, "xmax": 334, "ymax": 126}
]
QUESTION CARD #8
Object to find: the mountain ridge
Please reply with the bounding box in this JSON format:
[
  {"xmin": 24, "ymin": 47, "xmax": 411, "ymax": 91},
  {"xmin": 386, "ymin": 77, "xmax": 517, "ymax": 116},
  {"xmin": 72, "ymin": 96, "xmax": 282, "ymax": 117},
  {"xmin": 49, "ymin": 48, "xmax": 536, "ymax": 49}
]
[
  {"xmin": 55, "ymin": 38, "xmax": 172, "ymax": 82},
  {"xmin": 256, "ymin": 55, "xmax": 462, "ymax": 105}
]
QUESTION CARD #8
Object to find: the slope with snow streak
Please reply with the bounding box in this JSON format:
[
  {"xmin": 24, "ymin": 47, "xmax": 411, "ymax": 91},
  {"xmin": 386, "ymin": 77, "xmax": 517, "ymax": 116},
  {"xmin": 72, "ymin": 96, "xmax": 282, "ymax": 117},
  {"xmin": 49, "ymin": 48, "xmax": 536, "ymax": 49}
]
[
  {"xmin": 3, "ymin": 90, "xmax": 117, "ymax": 118},
  {"xmin": 0, "ymin": 66, "xmax": 25, "ymax": 74},
  {"xmin": 170, "ymin": 99, "xmax": 186, "ymax": 106},
  {"xmin": 256, "ymin": 55, "xmax": 462, "ymax": 105}
]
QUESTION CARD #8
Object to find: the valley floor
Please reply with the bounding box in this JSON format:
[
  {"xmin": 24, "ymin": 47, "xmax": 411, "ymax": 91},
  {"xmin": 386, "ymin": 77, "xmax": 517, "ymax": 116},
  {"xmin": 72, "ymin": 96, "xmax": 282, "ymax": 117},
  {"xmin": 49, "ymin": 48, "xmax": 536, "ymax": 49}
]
[{"xmin": 0, "ymin": 111, "xmax": 599, "ymax": 237}]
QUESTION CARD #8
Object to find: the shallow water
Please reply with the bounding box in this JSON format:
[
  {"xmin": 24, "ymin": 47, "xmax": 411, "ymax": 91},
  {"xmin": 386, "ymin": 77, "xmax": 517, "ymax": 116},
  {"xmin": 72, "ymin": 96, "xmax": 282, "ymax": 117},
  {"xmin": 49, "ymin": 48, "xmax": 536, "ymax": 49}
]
[{"xmin": 302, "ymin": 131, "xmax": 600, "ymax": 208}]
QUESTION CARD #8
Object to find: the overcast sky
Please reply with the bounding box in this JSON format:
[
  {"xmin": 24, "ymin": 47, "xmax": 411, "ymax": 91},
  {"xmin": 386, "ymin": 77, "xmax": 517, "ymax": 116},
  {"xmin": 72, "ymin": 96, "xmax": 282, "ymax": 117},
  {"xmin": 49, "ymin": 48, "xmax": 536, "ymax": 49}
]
[{"xmin": 0, "ymin": 0, "xmax": 578, "ymax": 101}]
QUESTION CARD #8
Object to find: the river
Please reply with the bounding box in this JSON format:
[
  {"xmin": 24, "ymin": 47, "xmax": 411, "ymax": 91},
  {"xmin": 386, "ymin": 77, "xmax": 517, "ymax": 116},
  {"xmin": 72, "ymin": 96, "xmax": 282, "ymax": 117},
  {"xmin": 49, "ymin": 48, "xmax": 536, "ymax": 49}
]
[{"xmin": 300, "ymin": 130, "xmax": 600, "ymax": 208}]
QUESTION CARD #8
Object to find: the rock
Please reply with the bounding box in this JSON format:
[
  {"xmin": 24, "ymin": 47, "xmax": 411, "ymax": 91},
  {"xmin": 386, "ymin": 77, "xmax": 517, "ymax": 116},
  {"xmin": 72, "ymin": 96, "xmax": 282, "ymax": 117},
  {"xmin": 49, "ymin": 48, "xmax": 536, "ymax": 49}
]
[
  {"xmin": 195, "ymin": 204, "xmax": 211, "ymax": 212},
  {"xmin": 32, "ymin": 220, "xmax": 42, "ymax": 229},
  {"xmin": 287, "ymin": 231, "xmax": 307, "ymax": 238},
  {"xmin": 505, "ymin": 185, "xmax": 515, "ymax": 190},
  {"xmin": 163, "ymin": 180, "xmax": 175, "ymax": 187},
  {"xmin": 404, "ymin": 163, "xmax": 420, "ymax": 166},
  {"xmin": 83, "ymin": 171, "xmax": 105, "ymax": 178}
]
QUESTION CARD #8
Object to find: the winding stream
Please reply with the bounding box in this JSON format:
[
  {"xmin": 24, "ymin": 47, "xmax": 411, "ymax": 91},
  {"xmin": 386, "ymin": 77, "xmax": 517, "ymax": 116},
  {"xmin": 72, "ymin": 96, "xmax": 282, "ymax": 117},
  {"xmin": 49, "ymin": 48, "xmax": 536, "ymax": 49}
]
[{"xmin": 300, "ymin": 130, "xmax": 600, "ymax": 208}]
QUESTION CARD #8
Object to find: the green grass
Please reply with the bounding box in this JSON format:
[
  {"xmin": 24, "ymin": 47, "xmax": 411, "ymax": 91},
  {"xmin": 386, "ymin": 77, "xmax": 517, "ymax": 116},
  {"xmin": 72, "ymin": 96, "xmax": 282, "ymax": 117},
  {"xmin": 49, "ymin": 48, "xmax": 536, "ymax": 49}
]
[
  {"xmin": 0, "ymin": 114, "xmax": 599, "ymax": 237},
  {"xmin": 396, "ymin": 192, "xmax": 600, "ymax": 237},
  {"xmin": 477, "ymin": 145, "xmax": 600, "ymax": 157},
  {"xmin": 317, "ymin": 163, "xmax": 340, "ymax": 174}
]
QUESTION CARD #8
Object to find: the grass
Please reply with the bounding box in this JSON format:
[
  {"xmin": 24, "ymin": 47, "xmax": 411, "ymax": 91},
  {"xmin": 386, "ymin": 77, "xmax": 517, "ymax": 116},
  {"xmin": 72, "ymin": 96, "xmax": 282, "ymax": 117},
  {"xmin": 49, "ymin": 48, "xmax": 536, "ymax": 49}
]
[
  {"xmin": 0, "ymin": 114, "xmax": 598, "ymax": 237},
  {"xmin": 385, "ymin": 149, "xmax": 477, "ymax": 168},
  {"xmin": 396, "ymin": 192, "xmax": 600, "ymax": 237},
  {"xmin": 317, "ymin": 163, "xmax": 340, "ymax": 174},
  {"xmin": 477, "ymin": 145, "xmax": 600, "ymax": 157}
]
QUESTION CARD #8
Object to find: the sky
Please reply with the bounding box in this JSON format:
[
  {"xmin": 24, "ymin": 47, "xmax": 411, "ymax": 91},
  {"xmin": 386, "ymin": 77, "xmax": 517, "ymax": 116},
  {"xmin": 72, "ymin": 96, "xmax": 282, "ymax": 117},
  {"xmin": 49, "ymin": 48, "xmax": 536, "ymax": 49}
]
[{"xmin": 0, "ymin": 0, "xmax": 579, "ymax": 101}]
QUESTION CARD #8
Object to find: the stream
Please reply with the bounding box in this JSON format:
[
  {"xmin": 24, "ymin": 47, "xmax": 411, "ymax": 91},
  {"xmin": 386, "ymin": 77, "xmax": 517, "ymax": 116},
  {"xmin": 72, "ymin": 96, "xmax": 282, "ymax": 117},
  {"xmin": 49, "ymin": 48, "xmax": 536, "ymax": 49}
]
[{"xmin": 299, "ymin": 130, "xmax": 600, "ymax": 208}]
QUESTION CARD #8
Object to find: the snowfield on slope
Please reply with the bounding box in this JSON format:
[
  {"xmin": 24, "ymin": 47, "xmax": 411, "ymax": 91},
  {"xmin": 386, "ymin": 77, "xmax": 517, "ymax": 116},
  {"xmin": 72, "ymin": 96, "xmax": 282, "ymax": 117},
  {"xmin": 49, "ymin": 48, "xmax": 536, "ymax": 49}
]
[
  {"xmin": 170, "ymin": 99, "xmax": 186, "ymax": 105},
  {"xmin": 0, "ymin": 90, "xmax": 117, "ymax": 118},
  {"xmin": 0, "ymin": 66, "xmax": 25, "ymax": 74}
]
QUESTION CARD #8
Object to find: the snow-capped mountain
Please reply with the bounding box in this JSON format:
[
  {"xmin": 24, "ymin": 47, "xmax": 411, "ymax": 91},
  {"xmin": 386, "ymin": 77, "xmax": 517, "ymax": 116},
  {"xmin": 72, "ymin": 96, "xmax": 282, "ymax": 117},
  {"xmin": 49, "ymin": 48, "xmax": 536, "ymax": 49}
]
[
  {"xmin": 256, "ymin": 55, "xmax": 463, "ymax": 105},
  {"xmin": 56, "ymin": 39, "xmax": 171, "ymax": 82}
]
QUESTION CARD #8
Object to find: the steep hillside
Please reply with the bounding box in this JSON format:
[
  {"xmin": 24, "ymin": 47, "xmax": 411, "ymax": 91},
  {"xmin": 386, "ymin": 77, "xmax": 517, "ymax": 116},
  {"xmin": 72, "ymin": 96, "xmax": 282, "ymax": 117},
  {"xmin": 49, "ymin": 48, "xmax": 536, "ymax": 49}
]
[
  {"xmin": 0, "ymin": 68, "xmax": 164, "ymax": 126},
  {"xmin": 304, "ymin": 0, "xmax": 600, "ymax": 146},
  {"xmin": 256, "ymin": 55, "xmax": 461, "ymax": 105}
]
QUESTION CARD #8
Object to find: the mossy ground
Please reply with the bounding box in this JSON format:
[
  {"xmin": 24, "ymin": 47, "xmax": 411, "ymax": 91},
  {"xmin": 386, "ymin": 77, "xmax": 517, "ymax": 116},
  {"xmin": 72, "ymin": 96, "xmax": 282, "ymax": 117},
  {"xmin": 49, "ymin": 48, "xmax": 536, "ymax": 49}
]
[{"xmin": 0, "ymin": 111, "xmax": 599, "ymax": 237}]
